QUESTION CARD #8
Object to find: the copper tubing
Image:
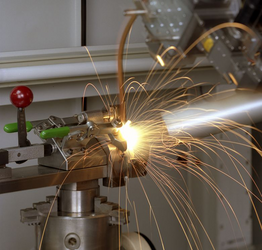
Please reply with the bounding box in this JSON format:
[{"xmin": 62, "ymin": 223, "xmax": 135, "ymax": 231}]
[{"xmin": 117, "ymin": 14, "xmax": 138, "ymax": 122}]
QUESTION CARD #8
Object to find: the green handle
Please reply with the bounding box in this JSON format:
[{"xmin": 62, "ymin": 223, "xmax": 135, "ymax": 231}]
[
  {"xmin": 4, "ymin": 121, "xmax": 33, "ymax": 133},
  {"xmin": 40, "ymin": 127, "xmax": 70, "ymax": 139}
]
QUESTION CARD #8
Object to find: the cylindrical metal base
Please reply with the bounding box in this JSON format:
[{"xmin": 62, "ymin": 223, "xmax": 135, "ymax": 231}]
[
  {"xmin": 38, "ymin": 214, "xmax": 120, "ymax": 250},
  {"xmin": 58, "ymin": 181, "xmax": 99, "ymax": 214}
]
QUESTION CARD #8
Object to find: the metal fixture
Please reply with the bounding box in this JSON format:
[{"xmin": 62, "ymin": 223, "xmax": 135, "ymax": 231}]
[{"xmin": 0, "ymin": 86, "xmax": 148, "ymax": 250}]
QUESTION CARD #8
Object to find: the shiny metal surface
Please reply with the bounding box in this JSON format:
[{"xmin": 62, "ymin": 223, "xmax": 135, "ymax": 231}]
[
  {"xmin": 58, "ymin": 181, "xmax": 99, "ymax": 214},
  {"xmin": 7, "ymin": 144, "xmax": 45, "ymax": 162},
  {"xmin": 38, "ymin": 214, "xmax": 119, "ymax": 250},
  {"xmin": 0, "ymin": 165, "xmax": 107, "ymax": 194},
  {"xmin": 38, "ymin": 137, "xmax": 108, "ymax": 170},
  {"xmin": 163, "ymin": 92, "xmax": 262, "ymax": 139},
  {"xmin": 31, "ymin": 106, "xmax": 123, "ymax": 170}
]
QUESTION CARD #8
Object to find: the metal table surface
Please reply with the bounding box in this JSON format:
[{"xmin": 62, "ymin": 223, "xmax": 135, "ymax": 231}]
[{"xmin": 0, "ymin": 165, "xmax": 107, "ymax": 194}]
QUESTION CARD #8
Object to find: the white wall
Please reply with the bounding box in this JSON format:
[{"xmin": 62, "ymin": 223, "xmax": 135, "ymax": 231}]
[
  {"xmin": 0, "ymin": 0, "xmax": 145, "ymax": 52},
  {"xmin": 86, "ymin": 0, "xmax": 145, "ymax": 45},
  {"xmin": 0, "ymin": 0, "xmax": 81, "ymax": 52}
]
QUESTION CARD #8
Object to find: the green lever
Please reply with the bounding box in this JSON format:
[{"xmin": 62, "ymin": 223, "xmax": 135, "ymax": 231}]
[
  {"xmin": 40, "ymin": 127, "xmax": 70, "ymax": 139},
  {"xmin": 4, "ymin": 121, "xmax": 33, "ymax": 133}
]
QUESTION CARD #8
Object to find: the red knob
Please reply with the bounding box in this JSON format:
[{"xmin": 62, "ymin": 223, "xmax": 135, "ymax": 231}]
[{"xmin": 10, "ymin": 86, "xmax": 33, "ymax": 108}]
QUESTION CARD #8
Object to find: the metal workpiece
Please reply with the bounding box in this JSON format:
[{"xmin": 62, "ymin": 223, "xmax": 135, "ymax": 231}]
[
  {"xmin": 163, "ymin": 91, "xmax": 262, "ymax": 139},
  {"xmin": 58, "ymin": 180, "xmax": 100, "ymax": 214},
  {"xmin": 61, "ymin": 180, "xmax": 99, "ymax": 191},
  {"xmin": 128, "ymin": 159, "xmax": 147, "ymax": 178},
  {"xmin": 101, "ymin": 141, "xmax": 132, "ymax": 187},
  {"xmin": 103, "ymin": 158, "xmax": 147, "ymax": 187},
  {"xmin": 102, "ymin": 148, "xmax": 147, "ymax": 187},
  {"xmin": 108, "ymin": 133, "xmax": 127, "ymax": 152}
]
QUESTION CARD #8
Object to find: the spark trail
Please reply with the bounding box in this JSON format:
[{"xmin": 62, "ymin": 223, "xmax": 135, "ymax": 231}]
[
  {"xmin": 38, "ymin": 22, "xmax": 262, "ymax": 250},
  {"xmin": 113, "ymin": 22, "xmax": 262, "ymax": 249}
]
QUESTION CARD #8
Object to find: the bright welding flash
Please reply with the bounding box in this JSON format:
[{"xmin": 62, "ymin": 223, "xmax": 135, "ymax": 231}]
[{"xmin": 119, "ymin": 120, "xmax": 138, "ymax": 151}]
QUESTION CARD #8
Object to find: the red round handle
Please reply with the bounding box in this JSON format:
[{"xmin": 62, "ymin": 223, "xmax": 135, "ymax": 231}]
[{"xmin": 10, "ymin": 86, "xmax": 33, "ymax": 108}]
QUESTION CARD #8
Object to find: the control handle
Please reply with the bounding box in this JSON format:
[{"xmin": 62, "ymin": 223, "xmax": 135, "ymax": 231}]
[{"xmin": 10, "ymin": 86, "xmax": 33, "ymax": 148}]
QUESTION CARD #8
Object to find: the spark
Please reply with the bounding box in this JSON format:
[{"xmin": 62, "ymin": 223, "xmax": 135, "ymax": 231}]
[
  {"xmin": 156, "ymin": 55, "xmax": 165, "ymax": 67},
  {"xmin": 39, "ymin": 22, "xmax": 262, "ymax": 250},
  {"xmin": 228, "ymin": 72, "xmax": 239, "ymax": 86},
  {"xmin": 119, "ymin": 120, "xmax": 139, "ymax": 152}
]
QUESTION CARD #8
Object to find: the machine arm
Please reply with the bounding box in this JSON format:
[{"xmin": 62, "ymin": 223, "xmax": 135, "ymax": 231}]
[{"xmin": 132, "ymin": 0, "xmax": 262, "ymax": 90}]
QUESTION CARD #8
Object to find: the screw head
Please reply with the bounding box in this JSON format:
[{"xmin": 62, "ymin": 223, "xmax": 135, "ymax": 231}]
[{"xmin": 64, "ymin": 233, "xmax": 81, "ymax": 249}]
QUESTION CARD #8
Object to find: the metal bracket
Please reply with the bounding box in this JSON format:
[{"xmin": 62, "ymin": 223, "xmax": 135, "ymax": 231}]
[{"xmin": 94, "ymin": 196, "xmax": 129, "ymax": 225}]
